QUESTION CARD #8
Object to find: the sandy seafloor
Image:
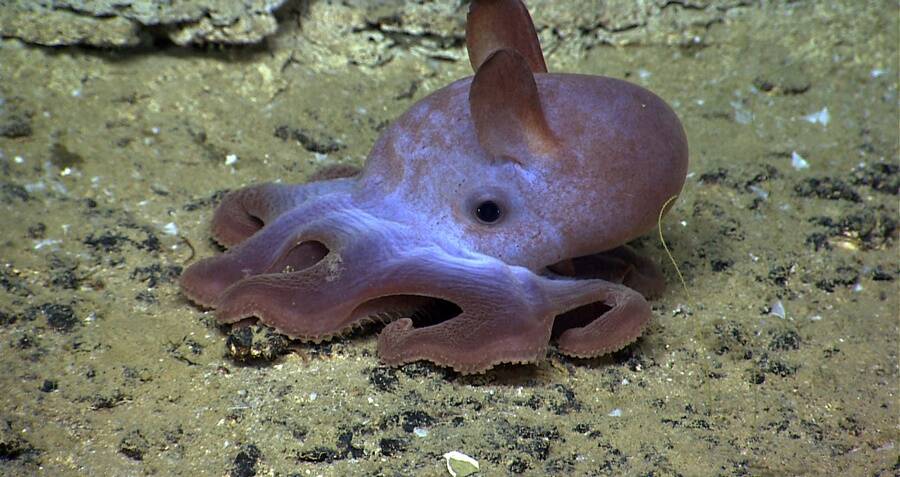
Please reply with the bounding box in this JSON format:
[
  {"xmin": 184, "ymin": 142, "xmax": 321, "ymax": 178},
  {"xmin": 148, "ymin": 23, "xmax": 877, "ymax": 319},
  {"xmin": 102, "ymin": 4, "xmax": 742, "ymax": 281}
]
[{"xmin": 0, "ymin": 1, "xmax": 897, "ymax": 476}]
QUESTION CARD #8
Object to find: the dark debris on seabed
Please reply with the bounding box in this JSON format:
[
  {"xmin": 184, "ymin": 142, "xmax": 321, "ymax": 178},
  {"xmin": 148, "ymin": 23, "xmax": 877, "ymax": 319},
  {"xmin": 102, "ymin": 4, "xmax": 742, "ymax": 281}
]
[{"xmin": 224, "ymin": 325, "xmax": 293, "ymax": 363}]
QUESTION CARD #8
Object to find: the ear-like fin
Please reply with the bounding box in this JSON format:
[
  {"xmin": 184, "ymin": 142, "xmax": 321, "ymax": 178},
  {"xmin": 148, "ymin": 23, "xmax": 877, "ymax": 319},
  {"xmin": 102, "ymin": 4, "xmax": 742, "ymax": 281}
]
[
  {"xmin": 467, "ymin": 0, "xmax": 547, "ymax": 73},
  {"xmin": 469, "ymin": 49, "xmax": 556, "ymax": 161}
]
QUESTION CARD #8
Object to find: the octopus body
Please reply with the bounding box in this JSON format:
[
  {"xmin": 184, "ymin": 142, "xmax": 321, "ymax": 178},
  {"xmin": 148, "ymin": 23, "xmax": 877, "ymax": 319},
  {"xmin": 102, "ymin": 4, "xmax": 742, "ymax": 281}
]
[{"xmin": 181, "ymin": 0, "xmax": 689, "ymax": 373}]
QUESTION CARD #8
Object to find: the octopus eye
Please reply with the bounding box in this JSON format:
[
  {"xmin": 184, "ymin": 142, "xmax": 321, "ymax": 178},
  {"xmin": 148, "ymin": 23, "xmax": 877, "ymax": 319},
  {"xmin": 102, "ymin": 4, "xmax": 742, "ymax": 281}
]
[{"xmin": 474, "ymin": 200, "xmax": 502, "ymax": 224}]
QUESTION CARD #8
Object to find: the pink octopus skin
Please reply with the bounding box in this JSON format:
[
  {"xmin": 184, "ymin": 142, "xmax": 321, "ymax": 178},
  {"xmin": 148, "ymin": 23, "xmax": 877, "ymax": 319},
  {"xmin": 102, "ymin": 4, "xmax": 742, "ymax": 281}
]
[{"xmin": 180, "ymin": 0, "xmax": 689, "ymax": 374}]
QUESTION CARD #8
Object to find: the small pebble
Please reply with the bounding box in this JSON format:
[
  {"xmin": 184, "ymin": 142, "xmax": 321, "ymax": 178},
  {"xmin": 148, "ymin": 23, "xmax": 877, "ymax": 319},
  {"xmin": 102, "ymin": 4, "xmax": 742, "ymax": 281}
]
[{"xmin": 731, "ymin": 100, "xmax": 753, "ymax": 125}]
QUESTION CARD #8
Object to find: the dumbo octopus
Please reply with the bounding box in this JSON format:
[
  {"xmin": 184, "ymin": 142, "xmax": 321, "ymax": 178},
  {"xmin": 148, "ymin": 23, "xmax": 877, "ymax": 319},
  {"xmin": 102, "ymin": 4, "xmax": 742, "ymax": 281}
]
[{"xmin": 181, "ymin": 0, "xmax": 688, "ymax": 373}]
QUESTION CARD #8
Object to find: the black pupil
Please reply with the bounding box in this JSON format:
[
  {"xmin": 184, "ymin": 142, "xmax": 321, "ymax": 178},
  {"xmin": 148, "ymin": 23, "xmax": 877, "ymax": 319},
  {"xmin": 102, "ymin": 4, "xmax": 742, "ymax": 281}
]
[{"xmin": 475, "ymin": 201, "xmax": 502, "ymax": 223}]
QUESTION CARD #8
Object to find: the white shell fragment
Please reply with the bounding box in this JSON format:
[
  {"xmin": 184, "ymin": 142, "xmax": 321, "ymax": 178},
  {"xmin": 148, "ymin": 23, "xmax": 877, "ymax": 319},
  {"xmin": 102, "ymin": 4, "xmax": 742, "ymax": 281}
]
[
  {"xmin": 162, "ymin": 222, "xmax": 179, "ymax": 236},
  {"xmin": 790, "ymin": 151, "xmax": 809, "ymax": 170},
  {"xmin": 748, "ymin": 185, "xmax": 769, "ymax": 200},
  {"xmin": 443, "ymin": 451, "xmax": 480, "ymax": 477},
  {"xmin": 802, "ymin": 107, "xmax": 829, "ymax": 126},
  {"xmin": 769, "ymin": 300, "xmax": 786, "ymax": 319}
]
